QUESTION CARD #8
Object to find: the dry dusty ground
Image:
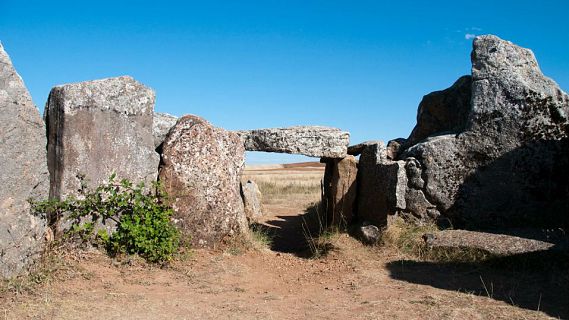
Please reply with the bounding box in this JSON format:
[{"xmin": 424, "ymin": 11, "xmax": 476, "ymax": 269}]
[{"xmin": 1, "ymin": 163, "xmax": 567, "ymax": 319}]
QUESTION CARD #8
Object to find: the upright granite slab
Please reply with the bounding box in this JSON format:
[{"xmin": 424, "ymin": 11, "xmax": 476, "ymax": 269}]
[
  {"xmin": 321, "ymin": 156, "xmax": 358, "ymax": 227},
  {"xmin": 159, "ymin": 115, "xmax": 248, "ymax": 247},
  {"xmin": 0, "ymin": 43, "xmax": 49, "ymax": 278},
  {"xmin": 236, "ymin": 126, "xmax": 350, "ymax": 158},
  {"xmin": 356, "ymin": 142, "xmax": 406, "ymax": 227},
  {"xmin": 45, "ymin": 76, "xmax": 159, "ymax": 225}
]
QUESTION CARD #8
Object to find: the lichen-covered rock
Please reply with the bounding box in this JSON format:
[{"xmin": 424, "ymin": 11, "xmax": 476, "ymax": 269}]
[
  {"xmin": 423, "ymin": 230, "xmax": 564, "ymax": 256},
  {"xmin": 159, "ymin": 115, "xmax": 248, "ymax": 247},
  {"xmin": 153, "ymin": 112, "xmax": 178, "ymax": 149},
  {"xmin": 45, "ymin": 76, "xmax": 159, "ymax": 230},
  {"xmin": 241, "ymin": 180, "xmax": 263, "ymax": 221},
  {"xmin": 236, "ymin": 126, "xmax": 350, "ymax": 158},
  {"xmin": 402, "ymin": 35, "xmax": 569, "ymax": 227},
  {"xmin": 0, "ymin": 43, "xmax": 49, "ymax": 278},
  {"xmin": 321, "ymin": 155, "xmax": 358, "ymax": 227},
  {"xmin": 356, "ymin": 142, "xmax": 406, "ymax": 227}
]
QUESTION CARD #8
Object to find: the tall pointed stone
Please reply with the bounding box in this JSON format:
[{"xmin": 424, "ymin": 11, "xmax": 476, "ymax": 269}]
[{"xmin": 0, "ymin": 43, "xmax": 49, "ymax": 278}]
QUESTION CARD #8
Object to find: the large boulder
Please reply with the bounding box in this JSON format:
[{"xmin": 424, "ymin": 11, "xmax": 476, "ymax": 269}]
[
  {"xmin": 402, "ymin": 35, "xmax": 569, "ymax": 227},
  {"xmin": 321, "ymin": 155, "xmax": 358, "ymax": 227},
  {"xmin": 236, "ymin": 126, "xmax": 350, "ymax": 158},
  {"xmin": 159, "ymin": 115, "xmax": 248, "ymax": 247},
  {"xmin": 45, "ymin": 76, "xmax": 159, "ymax": 229},
  {"xmin": 153, "ymin": 112, "xmax": 178, "ymax": 149},
  {"xmin": 0, "ymin": 43, "xmax": 49, "ymax": 278}
]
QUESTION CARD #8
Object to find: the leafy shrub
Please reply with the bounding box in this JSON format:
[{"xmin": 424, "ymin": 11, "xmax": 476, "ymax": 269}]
[{"xmin": 31, "ymin": 174, "xmax": 180, "ymax": 263}]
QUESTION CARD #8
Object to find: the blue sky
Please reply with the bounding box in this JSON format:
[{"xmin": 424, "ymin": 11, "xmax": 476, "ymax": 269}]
[{"xmin": 1, "ymin": 1, "xmax": 568, "ymax": 163}]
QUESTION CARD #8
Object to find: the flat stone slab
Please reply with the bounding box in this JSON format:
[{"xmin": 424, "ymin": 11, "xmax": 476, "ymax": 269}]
[
  {"xmin": 424, "ymin": 229, "xmax": 566, "ymax": 256},
  {"xmin": 236, "ymin": 126, "xmax": 349, "ymax": 158}
]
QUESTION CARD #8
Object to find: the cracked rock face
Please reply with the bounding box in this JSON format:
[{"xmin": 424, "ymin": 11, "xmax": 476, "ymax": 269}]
[
  {"xmin": 45, "ymin": 76, "xmax": 160, "ymax": 222},
  {"xmin": 0, "ymin": 43, "xmax": 49, "ymax": 278},
  {"xmin": 236, "ymin": 126, "xmax": 350, "ymax": 158},
  {"xmin": 402, "ymin": 35, "xmax": 569, "ymax": 227},
  {"xmin": 159, "ymin": 115, "xmax": 248, "ymax": 248}
]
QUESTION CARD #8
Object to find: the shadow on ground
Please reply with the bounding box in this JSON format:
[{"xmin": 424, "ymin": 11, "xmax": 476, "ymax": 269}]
[
  {"xmin": 253, "ymin": 214, "xmax": 313, "ymax": 256},
  {"xmin": 386, "ymin": 251, "xmax": 569, "ymax": 319}
]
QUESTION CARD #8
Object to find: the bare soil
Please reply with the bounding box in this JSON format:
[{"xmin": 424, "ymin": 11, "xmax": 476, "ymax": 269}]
[{"xmin": 1, "ymin": 163, "xmax": 566, "ymax": 319}]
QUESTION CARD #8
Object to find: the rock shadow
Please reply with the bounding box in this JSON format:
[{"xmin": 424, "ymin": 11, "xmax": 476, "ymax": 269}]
[
  {"xmin": 386, "ymin": 250, "xmax": 569, "ymax": 318},
  {"xmin": 252, "ymin": 203, "xmax": 326, "ymax": 257},
  {"xmin": 444, "ymin": 138, "xmax": 569, "ymax": 232}
]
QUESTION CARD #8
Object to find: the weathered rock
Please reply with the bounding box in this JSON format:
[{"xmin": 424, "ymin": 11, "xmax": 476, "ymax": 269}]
[
  {"xmin": 403, "ymin": 35, "xmax": 569, "ymax": 227},
  {"xmin": 423, "ymin": 230, "xmax": 565, "ymax": 256},
  {"xmin": 153, "ymin": 112, "xmax": 178, "ymax": 149},
  {"xmin": 406, "ymin": 75, "xmax": 472, "ymax": 146},
  {"xmin": 0, "ymin": 43, "xmax": 49, "ymax": 278},
  {"xmin": 159, "ymin": 115, "xmax": 248, "ymax": 247},
  {"xmin": 236, "ymin": 126, "xmax": 350, "ymax": 158},
  {"xmin": 321, "ymin": 155, "xmax": 358, "ymax": 227},
  {"xmin": 347, "ymin": 140, "xmax": 380, "ymax": 156},
  {"xmin": 45, "ymin": 76, "xmax": 159, "ymax": 230},
  {"xmin": 356, "ymin": 142, "xmax": 407, "ymax": 227},
  {"xmin": 241, "ymin": 180, "xmax": 263, "ymax": 221},
  {"xmin": 358, "ymin": 223, "xmax": 381, "ymax": 245},
  {"xmin": 386, "ymin": 138, "xmax": 407, "ymax": 160}
]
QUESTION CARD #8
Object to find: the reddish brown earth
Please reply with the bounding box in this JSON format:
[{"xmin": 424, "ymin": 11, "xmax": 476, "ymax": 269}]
[{"xmin": 1, "ymin": 163, "xmax": 565, "ymax": 319}]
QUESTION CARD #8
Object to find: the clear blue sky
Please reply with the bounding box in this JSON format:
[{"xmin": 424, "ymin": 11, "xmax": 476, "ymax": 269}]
[{"xmin": 1, "ymin": 1, "xmax": 568, "ymax": 163}]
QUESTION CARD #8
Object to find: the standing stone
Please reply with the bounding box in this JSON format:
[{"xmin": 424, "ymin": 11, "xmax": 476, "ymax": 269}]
[
  {"xmin": 241, "ymin": 180, "xmax": 263, "ymax": 221},
  {"xmin": 402, "ymin": 35, "xmax": 569, "ymax": 227},
  {"xmin": 45, "ymin": 76, "xmax": 159, "ymax": 230},
  {"xmin": 321, "ymin": 155, "xmax": 358, "ymax": 227},
  {"xmin": 153, "ymin": 112, "xmax": 178, "ymax": 149},
  {"xmin": 159, "ymin": 115, "xmax": 248, "ymax": 247},
  {"xmin": 236, "ymin": 126, "xmax": 350, "ymax": 158},
  {"xmin": 356, "ymin": 142, "xmax": 407, "ymax": 228},
  {"xmin": 0, "ymin": 43, "xmax": 49, "ymax": 278}
]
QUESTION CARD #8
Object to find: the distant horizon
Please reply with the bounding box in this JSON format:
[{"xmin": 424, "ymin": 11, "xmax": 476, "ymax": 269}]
[{"xmin": 1, "ymin": 1, "xmax": 567, "ymax": 164}]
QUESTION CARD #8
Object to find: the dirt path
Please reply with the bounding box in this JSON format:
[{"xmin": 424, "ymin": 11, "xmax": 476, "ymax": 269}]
[{"xmin": 1, "ymin": 164, "xmax": 565, "ymax": 319}]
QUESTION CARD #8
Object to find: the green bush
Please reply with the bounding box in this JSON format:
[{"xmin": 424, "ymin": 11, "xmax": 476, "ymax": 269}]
[{"xmin": 31, "ymin": 174, "xmax": 180, "ymax": 263}]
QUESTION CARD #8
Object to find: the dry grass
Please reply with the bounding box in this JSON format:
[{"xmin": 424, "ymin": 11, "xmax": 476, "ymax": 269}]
[{"xmin": 381, "ymin": 217, "xmax": 493, "ymax": 263}]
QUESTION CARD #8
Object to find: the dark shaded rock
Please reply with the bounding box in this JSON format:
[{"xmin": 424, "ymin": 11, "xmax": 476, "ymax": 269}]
[
  {"xmin": 0, "ymin": 43, "xmax": 49, "ymax": 278},
  {"xmin": 356, "ymin": 142, "xmax": 406, "ymax": 228},
  {"xmin": 159, "ymin": 115, "xmax": 248, "ymax": 247},
  {"xmin": 386, "ymin": 138, "xmax": 407, "ymax": 160},
  {"xmin": 321, "ymin": 155, "xmax": 358, "ymax": 227},
  {"xmin": 241, "ymin": 180, "xmax": 263, "ymax": 221},
  {"xmin": 45, "ymin": 76, "xmax": 159, "ymax": 232},
  {"xmin": 358, "ymin": 223, "xmax": 381, "ymax": 245},
  {"xmin": 347, "ymin": 140, "xmax": 380, "ymax": 156},
  {"xmin": 153, "ymin": 112, "xmax": 178, "ymax": 149},
  {"xmin": 236, "ymin": 126, "xmax": 350, "ymax": 158},
  {"xmin": 406, "ymin": 75, "xmax": 472, "ymax": 147}
]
